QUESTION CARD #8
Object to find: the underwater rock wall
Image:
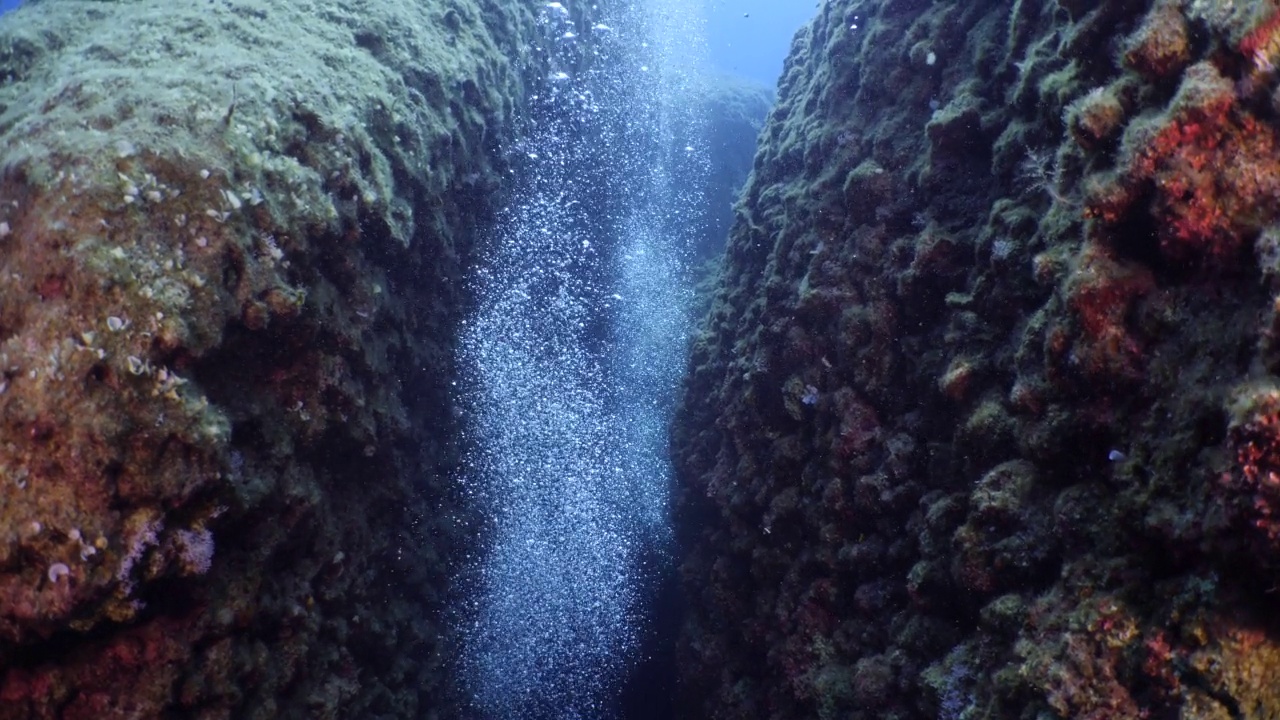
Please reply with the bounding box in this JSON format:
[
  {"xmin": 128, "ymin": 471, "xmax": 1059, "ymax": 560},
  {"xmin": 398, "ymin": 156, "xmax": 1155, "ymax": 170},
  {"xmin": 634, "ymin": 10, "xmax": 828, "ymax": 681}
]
[
  {"xmin": 676, "ymin": 0, "xmax": 1280, "ymax": 718},
  {"xmin": 0, "ymin": 0, "xmax": 556, "ymax": 717},
  {"xmin": 693, "ymin": 76, "xmax": 773, "ymax": 264}
]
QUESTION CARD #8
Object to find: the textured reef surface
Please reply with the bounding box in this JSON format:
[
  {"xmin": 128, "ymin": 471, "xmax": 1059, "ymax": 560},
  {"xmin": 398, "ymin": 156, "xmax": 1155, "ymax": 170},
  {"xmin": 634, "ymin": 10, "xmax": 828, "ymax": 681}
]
[
  {"xmin": 675, "ymin": 0, "xmax": 1280, "ymax": 718},
  {"xmin": 0, "ymin": 0, "xmax": 558, "ymax": 716}
]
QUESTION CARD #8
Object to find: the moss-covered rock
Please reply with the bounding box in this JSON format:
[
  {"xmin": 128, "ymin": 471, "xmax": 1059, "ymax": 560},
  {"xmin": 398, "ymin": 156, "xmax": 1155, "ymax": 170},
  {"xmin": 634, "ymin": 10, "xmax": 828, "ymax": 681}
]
[
  {"xmin": 674, "ymin": 0, "xmax": 1280, "ymax": 718},
  {"xmin": 0, "ymin": 0, "xmax": 574, "ymax": 716}
]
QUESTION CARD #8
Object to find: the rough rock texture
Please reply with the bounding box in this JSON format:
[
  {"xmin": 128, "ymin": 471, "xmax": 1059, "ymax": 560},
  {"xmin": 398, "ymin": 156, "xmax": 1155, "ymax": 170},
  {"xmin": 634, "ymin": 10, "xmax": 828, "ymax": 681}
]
[
  {"xmin": 675, "ymin": 0, "xmax": 1280, "ymax": 718},
  {"xmin": 0, "ymin": 0, "xmax": 557, "ymax": 717}
]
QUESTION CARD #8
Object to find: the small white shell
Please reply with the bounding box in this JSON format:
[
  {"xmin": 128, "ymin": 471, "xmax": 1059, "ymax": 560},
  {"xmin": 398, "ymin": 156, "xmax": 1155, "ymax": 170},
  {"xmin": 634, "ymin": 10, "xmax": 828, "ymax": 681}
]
[{"xmin": 47, "ymin": 563, "xmax": 70, "ymax": 583}]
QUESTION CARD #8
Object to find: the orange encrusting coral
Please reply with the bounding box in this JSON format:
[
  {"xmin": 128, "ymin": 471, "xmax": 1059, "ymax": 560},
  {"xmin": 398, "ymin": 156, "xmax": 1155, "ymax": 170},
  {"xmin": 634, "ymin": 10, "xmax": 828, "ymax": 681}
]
[
  {"xmin": 1051, "ymin": 240, "xmax": 1153, "ymax": 386},
  {"xmin": 1137, "ymin": 109, "xmax": 1280, "ymax": 261},
  {"xmin": 1226, "ymin": 383, "xmax": 1280, "ymax": 547},
  {"xmin": 1240, "ymin": 7, "xmax": 1280, "ymax": 64},
  {"xmin": 1086, "ymin": 61, "xmax": 1280, "ymax": 267}
]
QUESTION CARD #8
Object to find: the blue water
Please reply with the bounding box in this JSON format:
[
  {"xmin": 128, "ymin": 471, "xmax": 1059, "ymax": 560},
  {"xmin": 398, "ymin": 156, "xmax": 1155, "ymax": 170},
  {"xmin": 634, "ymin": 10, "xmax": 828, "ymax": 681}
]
[
  {"xmin": 706, "ymin": 0, "xmax": 814, "ymax": 85},
  {"xmin": 0, "ymin": 0, "xmax": 20, "ymax": 15}
]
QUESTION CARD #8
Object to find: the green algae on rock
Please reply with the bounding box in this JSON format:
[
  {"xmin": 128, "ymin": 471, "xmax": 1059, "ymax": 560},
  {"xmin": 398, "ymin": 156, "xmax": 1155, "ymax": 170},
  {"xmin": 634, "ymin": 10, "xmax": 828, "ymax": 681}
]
[
  {"xmin": 675, "ymin": 0, "xmax": 1280, "ymax": 718},
  {"xmin": 0, "ymin": 0, "xmax": 563, "ymax": 717}
]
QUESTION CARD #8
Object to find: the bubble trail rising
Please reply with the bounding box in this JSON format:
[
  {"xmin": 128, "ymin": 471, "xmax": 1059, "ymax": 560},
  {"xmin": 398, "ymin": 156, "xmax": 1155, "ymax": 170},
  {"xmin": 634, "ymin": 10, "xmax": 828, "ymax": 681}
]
[{"xmin": 452, "ymin": 1, "xmax": 710, "ymax": 718}]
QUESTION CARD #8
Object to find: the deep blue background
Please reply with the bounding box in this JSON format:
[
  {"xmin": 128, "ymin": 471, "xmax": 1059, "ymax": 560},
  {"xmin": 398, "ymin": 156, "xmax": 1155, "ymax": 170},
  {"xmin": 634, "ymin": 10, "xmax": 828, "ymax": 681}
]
[
  {"xmin": 0, "ymin": 0, "xmax": 19, "ymax": 15},
  {"xmin": 706, "ymin": 0, "xmax": 818, "ymax": 86}
]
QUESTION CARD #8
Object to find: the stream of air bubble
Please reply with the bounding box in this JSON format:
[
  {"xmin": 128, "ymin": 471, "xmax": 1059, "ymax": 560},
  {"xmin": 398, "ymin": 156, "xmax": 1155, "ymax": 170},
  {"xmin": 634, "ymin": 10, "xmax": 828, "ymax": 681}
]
[{"xmin": 453, "ymin": 0, "xmax": 709, "ymax": 717}]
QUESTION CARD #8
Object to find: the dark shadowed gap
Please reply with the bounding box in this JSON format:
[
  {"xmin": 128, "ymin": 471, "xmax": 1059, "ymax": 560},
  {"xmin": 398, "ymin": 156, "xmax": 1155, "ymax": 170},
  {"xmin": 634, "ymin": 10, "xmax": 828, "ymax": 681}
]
[{"xmin": 616, "ymin": 548, "xmax": 682, "ymax": 719}]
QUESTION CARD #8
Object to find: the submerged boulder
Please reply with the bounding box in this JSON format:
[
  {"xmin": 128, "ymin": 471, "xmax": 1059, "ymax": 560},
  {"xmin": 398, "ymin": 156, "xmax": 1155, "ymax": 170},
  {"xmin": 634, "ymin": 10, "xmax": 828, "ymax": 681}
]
[
  {"xmin": 0, "ymin": 0, "xmax": 561, "ymax": 716},
  {"xmin": 675, "ymin": 0, "xmax": 1280, "ymax": 718}
]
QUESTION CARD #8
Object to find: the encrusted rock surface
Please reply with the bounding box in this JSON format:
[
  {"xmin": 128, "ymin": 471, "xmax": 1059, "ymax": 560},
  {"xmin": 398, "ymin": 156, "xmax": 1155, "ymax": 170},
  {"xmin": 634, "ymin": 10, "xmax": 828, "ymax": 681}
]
[
  {"xmin": 0, "ymin": 0, "xmax": 554, "ymax": 716},
  {"xmin": 675, "ymin": 0, "xmax": 1280, "ymax": 718}
]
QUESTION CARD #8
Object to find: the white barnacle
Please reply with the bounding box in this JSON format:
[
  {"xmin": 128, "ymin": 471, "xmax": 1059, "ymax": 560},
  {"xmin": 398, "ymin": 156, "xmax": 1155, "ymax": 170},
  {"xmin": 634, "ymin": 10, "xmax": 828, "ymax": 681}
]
[
  {"xmin": 120, "ymin": 174, "xmax": 139, "ymax": 202},
  {"xmin": 126, "ymin": 355, "xmax": 146, "ymax": 375},
  {"xmin": 106, "ymin": 316, "xmax": 128, "ymax": 332},
  {"xmin": 47, "ymin": 563, "xmax": 70, "ymax": 583},
  {"xmin": 261, "ymin": 234, "xmax": 284, "ymax": 261}
]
